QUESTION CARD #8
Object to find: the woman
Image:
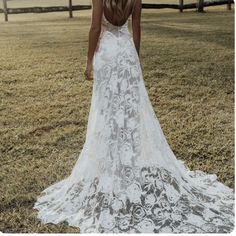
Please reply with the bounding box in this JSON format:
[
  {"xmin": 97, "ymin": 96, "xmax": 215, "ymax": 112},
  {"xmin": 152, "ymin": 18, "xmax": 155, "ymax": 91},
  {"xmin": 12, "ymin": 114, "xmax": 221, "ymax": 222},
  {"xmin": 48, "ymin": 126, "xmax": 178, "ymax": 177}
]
[{"xmin": 34, "ymin": 0, "xmax": 234, "ymax": 233}]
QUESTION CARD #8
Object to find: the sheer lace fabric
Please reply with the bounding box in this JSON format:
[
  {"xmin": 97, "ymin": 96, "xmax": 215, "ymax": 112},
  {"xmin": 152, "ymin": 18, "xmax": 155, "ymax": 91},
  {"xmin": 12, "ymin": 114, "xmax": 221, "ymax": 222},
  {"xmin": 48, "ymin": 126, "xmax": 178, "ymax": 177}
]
[{"xmin": 34, "ymin": 14, "xmax": 234, "ymax": 233}]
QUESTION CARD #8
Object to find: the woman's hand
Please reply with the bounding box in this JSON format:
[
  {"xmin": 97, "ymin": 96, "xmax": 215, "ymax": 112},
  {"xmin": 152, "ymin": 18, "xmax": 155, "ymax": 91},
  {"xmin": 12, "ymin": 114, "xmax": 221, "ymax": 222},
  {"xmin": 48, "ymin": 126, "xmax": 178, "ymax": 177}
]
[{"xmin": 84, "ymin": 60, "xmax": 93, "ymax": 81}]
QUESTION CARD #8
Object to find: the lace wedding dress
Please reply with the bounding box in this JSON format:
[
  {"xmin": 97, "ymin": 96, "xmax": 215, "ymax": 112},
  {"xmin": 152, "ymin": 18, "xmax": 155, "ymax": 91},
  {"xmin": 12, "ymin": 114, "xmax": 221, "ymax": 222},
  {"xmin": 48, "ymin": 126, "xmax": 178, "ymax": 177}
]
[{"xmin": 34, "ymin": 12, "xmax": 234, "ymax": 233}]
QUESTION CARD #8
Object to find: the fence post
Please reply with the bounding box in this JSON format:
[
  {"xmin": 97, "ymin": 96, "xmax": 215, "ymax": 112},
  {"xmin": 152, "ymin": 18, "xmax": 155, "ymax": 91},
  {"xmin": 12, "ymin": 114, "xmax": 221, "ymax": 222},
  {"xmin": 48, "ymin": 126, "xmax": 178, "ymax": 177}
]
[
  {"xmin": 179, "ymin": 0, "xmax": 184, "ymax": 12},
  {"xmin": 196, "ymin": 0, "xmax": 204, "ymax": 12},
  {"xmin": 69, "ymin": 0, "xmax": 73, "ymax": 18},
  {"xmin": 3, "ymin": 0, "xmax": 8, "ymax": 21},
  {"xmin": 227, "ymin": 0, "xmax": 232, "ymax": 10}
]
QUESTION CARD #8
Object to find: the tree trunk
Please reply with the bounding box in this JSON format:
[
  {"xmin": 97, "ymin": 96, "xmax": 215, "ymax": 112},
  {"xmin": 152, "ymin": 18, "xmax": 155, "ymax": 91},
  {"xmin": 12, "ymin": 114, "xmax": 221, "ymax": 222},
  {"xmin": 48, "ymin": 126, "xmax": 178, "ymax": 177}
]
[
  {"xmin": 69, "ymin": 0, "xmax": 73, "ymax": 18},
  {"xmin": 3, "ymin": 0, "xmax": 8, "ymax": 21},
  {"xmin": 179, "ymin": 0, "xmax": 184, "ymax": 12},
  {"xmin": 197, "ymin": 0, "xmax": 204, "ymax": 12}
]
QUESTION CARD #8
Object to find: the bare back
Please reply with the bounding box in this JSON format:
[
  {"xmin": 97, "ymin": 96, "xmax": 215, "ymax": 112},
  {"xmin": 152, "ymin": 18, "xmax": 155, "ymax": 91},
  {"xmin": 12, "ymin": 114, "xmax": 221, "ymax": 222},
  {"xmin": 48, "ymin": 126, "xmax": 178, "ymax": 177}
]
[
  {"xmin": 85, "ymin": 0, "xmax": 141, "ymax": 67},
  {"xmin": 103, "ymin": 0, "xmax": 136, "ymax": 27}
]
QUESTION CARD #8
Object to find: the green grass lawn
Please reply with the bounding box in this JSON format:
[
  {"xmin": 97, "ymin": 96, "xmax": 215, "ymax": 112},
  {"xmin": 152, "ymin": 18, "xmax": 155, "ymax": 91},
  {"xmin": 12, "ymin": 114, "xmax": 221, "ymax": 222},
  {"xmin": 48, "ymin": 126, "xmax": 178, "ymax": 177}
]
[{"xmin": 0, "ymin": 5, "xmax": 234, "ymax": 233}]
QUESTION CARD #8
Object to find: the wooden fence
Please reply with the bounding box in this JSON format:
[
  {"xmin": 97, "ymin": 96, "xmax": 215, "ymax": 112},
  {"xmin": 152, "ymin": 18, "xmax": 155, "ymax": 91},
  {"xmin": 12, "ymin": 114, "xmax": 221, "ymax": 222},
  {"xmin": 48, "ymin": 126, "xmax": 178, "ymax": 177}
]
[{"xmin": 0, "ymin": 0, "xmax": 234, "ymax": 22}]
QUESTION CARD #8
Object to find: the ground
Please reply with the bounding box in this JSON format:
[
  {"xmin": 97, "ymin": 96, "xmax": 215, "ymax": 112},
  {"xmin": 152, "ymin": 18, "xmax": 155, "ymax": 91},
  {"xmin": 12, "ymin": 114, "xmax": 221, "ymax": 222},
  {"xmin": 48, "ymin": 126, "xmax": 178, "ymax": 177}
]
[{"xmin": 0, "ymin": 5, "xmax": 234, "ymax": 233}]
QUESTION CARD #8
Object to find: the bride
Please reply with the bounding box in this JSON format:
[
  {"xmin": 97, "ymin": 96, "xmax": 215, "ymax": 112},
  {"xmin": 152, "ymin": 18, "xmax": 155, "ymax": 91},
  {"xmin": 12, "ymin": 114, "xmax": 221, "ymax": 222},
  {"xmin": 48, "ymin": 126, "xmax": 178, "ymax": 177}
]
[{"xmin": 34, "ymin": 0, "xmax": 234, "ymax": 233}]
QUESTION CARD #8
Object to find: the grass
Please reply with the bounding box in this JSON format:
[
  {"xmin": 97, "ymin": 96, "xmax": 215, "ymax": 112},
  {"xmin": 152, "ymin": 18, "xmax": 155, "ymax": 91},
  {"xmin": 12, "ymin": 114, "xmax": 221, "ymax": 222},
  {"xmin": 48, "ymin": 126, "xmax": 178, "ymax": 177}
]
[{"xmin": 0, "ymin": 5, "xmax": 234, "ymax": 233}]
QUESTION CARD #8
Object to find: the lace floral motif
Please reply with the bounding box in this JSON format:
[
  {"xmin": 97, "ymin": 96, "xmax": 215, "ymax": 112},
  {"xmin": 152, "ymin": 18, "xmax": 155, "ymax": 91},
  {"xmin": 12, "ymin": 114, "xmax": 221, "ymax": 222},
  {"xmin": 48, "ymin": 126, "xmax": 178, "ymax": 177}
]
[{"xmin": 34, "ymin": 13, "xmax": 234, "ymax": 233}]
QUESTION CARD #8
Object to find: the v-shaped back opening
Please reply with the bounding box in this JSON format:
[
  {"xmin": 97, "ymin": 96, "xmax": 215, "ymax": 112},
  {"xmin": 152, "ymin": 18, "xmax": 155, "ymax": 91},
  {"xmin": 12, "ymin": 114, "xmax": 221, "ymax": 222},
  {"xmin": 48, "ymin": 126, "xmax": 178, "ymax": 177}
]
[
  {"xmin": 102, "ymin": 0, "xmax": 136, "ymax": 27},
  {"xmin": 103, "ymin": 11, "xmax": 129, "ymax": 27}
]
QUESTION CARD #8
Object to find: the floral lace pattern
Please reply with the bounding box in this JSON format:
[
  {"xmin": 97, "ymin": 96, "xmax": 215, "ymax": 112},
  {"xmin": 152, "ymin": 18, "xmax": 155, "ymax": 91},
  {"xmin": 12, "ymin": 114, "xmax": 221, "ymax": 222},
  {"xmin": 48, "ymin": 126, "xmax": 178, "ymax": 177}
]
[{"xmin": 34, "ymin": 13, "xmax": 234, "ymax": 233}]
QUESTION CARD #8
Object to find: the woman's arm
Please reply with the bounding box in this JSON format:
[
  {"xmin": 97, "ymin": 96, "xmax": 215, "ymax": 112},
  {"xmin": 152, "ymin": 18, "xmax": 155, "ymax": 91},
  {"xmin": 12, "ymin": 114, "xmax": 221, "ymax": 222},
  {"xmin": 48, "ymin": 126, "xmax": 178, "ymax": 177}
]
[
  {"xmin": 85, "ymin": 0, "xmax": 103, "ymax": 80},
  {"xmin": 132, "ymin": 0, "xmax": 142, "ymax": 56}
]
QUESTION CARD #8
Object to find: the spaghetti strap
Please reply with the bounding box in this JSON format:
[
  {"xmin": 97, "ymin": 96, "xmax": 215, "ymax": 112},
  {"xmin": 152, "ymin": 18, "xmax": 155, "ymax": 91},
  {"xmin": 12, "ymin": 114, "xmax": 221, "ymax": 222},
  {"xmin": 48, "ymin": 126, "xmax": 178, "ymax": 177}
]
[
  {"xmin": 102, "ymin": 0, "xmax": 136, "ymax": 27},
  {"xmin": 103, "ymin": 0, "xmax": 137, "ymax": 16}
]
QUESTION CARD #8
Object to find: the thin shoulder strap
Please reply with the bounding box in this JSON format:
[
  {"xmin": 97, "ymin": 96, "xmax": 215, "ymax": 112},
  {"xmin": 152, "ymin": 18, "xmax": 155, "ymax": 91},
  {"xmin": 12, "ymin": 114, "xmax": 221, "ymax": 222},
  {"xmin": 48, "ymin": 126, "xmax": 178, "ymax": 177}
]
[{"xmin": 103, "ymin": 0, "xmax": 136, "ymax": 14}]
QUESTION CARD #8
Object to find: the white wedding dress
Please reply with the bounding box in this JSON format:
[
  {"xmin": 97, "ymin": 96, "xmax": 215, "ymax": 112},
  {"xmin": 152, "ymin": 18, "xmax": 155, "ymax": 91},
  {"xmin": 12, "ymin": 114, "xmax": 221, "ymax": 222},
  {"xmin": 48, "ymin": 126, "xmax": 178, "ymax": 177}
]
[{"xmin": 34, "ymin": 12, "xmax": 234, "ymax": 233}]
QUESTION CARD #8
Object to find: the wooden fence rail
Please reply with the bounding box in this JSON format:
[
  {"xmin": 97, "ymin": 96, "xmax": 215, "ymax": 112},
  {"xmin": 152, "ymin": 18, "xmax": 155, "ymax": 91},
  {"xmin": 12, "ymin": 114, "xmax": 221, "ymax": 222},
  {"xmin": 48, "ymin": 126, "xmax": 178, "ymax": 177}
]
[
  {"xmin": 141, "ymin": 0, "xmax": 233, "ymax": 9},
  {"xmin": 0, "ymin": 0, "xmax": 234, "ymax": 21},
  {"xmin": 0, "ymin": 5, "xmax": 91, "ymax": 14}
]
